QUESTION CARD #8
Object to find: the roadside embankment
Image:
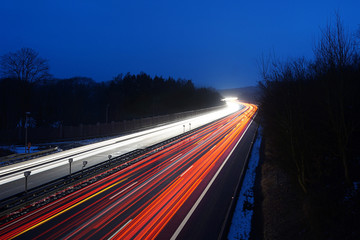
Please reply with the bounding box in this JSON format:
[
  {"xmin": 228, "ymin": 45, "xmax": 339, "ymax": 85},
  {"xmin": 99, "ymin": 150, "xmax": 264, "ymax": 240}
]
[{"xmin": 257, "ymin": 138, "xmax": 309, "ymax": 240}]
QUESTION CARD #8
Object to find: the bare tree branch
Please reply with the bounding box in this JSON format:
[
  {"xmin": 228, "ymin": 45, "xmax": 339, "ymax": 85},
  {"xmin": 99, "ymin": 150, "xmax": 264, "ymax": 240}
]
[
  {"xmin": 314, "ymin": 12, "xmax": 356, "ymax": 72},
  {"xmin": 0, "ymin": 48, "xmax": 50, "ymax": 83}
]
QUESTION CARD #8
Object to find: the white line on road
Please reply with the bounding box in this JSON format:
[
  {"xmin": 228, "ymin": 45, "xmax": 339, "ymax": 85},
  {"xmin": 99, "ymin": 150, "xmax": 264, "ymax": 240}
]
[
  {"xmin": 170, "ymin": 154, "xmax": 183, "ymax": 161},
  {"xmin": 170, "ymin": 117, "xmax": 254, "ymax": 240},
  {"xmin": 108, "ymin": 219, "xmax": 132, "ymax": 240},
  {"xmin": 180, "ymin": 165, "xmax": 193, "ymax": 177},
  {"xmin": 109, "ymin": 182, "xmax": 138, "ymax": 200}
]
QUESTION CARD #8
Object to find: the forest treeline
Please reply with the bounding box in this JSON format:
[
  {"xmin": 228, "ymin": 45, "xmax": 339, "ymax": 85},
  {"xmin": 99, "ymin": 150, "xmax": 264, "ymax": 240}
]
[
  {"xmin": 259, "ymin": 15, "xmax": 360, "ymax": 238},
  {"xmin": 0, "ymin": 71, "xmax": 223, "ymax": 130}
]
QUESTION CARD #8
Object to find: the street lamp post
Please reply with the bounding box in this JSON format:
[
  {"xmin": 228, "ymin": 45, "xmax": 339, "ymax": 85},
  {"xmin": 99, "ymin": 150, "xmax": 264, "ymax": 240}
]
[
  {"xmin": 68, "ymin": 158, "xmax": 73, "ymax": 176},
  {"xmin": 25, "ymin": 112, "xmax": 30, "ymax": 153},
  {"xmin": 108, "ymin": 155, "xmax": 112, "ymax": 167},
  {"xmin": 82, "ymin": 161, "xmax": 88, "ymax": 175},
  {"xmin": 183, "ymin": 125, "xmax": 185, "ymax": 133},
  {"xmin": 24, "ymin": 171, "xmax": 31, "ymax": 193},
  {"xmin": 189, "ymin": 123, "xmax": 191, "ymax": 131}
]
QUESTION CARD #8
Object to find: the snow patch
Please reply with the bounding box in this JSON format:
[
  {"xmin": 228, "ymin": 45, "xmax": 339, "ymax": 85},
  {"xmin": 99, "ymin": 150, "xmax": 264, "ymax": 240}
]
[
  {"xmin": 0, "ymin": 145, "xmax": 39, "ymax": 154},
  {"xmin": 228, "ymin": 127, "xmax": 262, "ymax": 240}
]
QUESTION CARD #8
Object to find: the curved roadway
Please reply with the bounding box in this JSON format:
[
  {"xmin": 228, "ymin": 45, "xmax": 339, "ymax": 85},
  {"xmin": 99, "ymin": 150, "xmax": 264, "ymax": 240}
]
[{"xmin": 0, "ymin": 102, "xmax": 257, "ymax": 240}]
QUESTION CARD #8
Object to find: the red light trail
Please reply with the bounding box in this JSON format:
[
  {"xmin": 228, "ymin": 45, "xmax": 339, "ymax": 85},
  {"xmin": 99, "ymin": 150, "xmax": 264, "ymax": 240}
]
[{"xmin": 0, "ymin": 102, "xmax": 257, "ymax": 240}]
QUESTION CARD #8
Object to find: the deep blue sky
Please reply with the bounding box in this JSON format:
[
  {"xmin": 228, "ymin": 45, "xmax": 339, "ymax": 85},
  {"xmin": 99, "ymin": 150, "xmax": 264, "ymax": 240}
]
[{"xmin": 1, "ymin": 1, "xmax": 359, "ymax": 89}]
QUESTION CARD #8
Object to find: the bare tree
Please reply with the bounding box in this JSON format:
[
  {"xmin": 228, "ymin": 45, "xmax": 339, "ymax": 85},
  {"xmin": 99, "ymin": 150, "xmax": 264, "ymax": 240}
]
[
  {"xmin": 314, "ymin": 13, "xmax": 357, "ymax": 184},
  {"xmin": 314, "ymin": 12, "xmax": 356, "ymax": 72},
  {"xmin": 0, "ymin": 48, "xmax": 50, "ymax": 83}
]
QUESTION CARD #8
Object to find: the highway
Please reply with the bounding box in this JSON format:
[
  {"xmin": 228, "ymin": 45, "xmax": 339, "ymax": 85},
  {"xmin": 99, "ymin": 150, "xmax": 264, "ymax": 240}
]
[
  {"xmin": 0, "ymin": 103, "xmax": 239, "ymax": 200},
  {"xmin": 0, "ymin": 102, "xmax": 257, "ymax": 239}
]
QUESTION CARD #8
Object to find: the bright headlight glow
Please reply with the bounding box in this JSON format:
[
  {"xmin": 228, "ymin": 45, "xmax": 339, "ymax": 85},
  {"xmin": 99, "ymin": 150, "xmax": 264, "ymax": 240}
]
[
  {"xmin": 222, "ymin": 97, "xmax": 241, "ymax": 111},
  {"xmin": 221, "ymin": 97, "xmax": 238, "ymax": 102}
]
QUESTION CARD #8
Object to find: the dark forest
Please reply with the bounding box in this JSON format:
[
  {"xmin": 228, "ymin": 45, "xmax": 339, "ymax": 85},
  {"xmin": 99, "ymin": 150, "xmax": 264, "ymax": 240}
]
[
  {"xmin": 0, "ymin": 72, "xmax": 222, "ymax": 130},
  {"xmin": 259, "ymin": 15, "xmax": 360, "ymax": 239}
]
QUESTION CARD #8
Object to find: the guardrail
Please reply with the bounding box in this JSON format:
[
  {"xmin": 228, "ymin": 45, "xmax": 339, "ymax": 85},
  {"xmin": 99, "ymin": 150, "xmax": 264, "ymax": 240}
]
[{"xmin": 0, "ymin": 147, "xmax": 59, "ymax": 167}]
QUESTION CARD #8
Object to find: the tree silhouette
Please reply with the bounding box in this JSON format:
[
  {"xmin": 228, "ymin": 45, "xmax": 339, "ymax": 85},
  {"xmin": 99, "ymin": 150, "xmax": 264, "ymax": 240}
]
[
  {"xmin": 258, "ymin": 14, "xmax": 360, "ymax": 238},
  {"xmin": 260, "ymin": 14, "xmax": 359, "ymax": 193},
  {"xmin": 0, "ymin": 48, "xmax": 51, "ymax": 128},
  {"xmin": 0, "ymin": 48, "xmax": 50, "ymax": 83},
  {"xmin": 313, "ymin": 13, "xmax": 357, "ymax": 184}
]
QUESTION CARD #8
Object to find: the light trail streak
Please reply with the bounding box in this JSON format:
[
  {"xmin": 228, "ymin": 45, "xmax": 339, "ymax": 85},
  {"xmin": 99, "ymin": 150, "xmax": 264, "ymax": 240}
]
[
  {"xmin": 180, "ymin": 165, "xmax": 193, "ymax": 177},
  {"xmin": 7, "ymin": 178, "xmax": 128, "ymax": 240},
  {"xmin": 171, "ymin": 112, "xmax": 256, "ymax": 240},
  {"xmin": 0, "ymin": 102, "xmax": 257, "ymax": 240},
  {"xmin": 109, "ymin": 182, "xmax": 138, "ymax": 200},
  {"xmin": 107, "ymin": 219, "xmax": 132, "ymax": 240},
  {"xmin": 0, "ymin": 104, "xmax": 239, "ymax": 187}
]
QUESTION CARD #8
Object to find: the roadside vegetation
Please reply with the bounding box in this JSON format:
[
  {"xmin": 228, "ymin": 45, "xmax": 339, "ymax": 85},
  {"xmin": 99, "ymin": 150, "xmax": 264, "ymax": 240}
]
[
  {"xmin": 0, "ymin": 51, "xmax": 222, "ymax": 130},
  {"xmin": 259, "ymin": 14, "xmax": 360, "ymax": 239}
]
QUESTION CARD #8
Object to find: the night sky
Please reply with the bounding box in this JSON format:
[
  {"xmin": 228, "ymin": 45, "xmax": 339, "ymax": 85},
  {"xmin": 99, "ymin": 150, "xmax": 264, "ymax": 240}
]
[{"xmin": 1, "ymin": 0, "xmax": 359, "ymax": 89}]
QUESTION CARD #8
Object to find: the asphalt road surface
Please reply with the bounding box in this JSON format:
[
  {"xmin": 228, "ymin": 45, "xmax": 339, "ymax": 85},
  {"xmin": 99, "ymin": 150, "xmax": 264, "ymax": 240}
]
[{"xmin": 0, "ymin": 102, "xmax": 257, "ymax": 240}]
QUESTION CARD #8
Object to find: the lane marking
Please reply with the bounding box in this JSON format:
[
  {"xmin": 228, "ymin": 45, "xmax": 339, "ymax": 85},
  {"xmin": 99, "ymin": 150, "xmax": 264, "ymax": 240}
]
[
  {"xmin": 170, "ymin": 154, "xmax": 183, "ymax": 162},
  {"xmin": 108, "ymin": 219, "xmax": 132, "ymax": 240},
  {"xmin": 0, "ymin": 171, "xmax": 128, "ymax": 232},
  {"xmin": 171, "ymin": 116, "xmax": 255, "ymax": 240},
  {"xmin": 180, "ymin": 165, "xmax": 193, "ymax": 177},
  {"xmin": 9, "ymin": 178, "xmax": 127, "ymax": 240},
  {"xmin": 109, "ymin": 182, "xmax": 137, "ymax": 200},
  {"xmin": 63, "ymin": 150, "xmax": 193, "ymax": 238}
]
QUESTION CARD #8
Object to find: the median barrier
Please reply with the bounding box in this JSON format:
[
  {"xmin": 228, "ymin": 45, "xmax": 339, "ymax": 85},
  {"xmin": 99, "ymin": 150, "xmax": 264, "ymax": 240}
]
[{"xmin": 0, "ymin": 147, "xmax": 58, "ymax": 167}]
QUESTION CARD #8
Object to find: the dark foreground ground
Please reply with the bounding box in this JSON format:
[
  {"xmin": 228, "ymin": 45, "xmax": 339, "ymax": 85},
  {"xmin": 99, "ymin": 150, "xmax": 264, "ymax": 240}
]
[
  {"xmin": 250, "ymin": 137, "xmax": 360, "ymax": 240},
  {"xmin": 250, "ymin": 138, "xmax": 309, "ymax": 240}
]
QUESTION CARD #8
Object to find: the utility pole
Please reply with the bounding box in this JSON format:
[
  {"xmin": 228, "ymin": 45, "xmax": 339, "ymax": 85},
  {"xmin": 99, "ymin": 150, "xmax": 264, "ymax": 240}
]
[
  {"xmin": 108, "ymin": 155, "xmax": 112, "ymax": 167},
  {"xmin": 69, "ymin": 158, "xmax": 73, "ymax": 176},
  {"xmin": 24, "ymin": 171, "xmax": 31, "ymax": 193},
  {"xmin": 82, "ymin": 161, "xmax": 88, "ymax": 175}
]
